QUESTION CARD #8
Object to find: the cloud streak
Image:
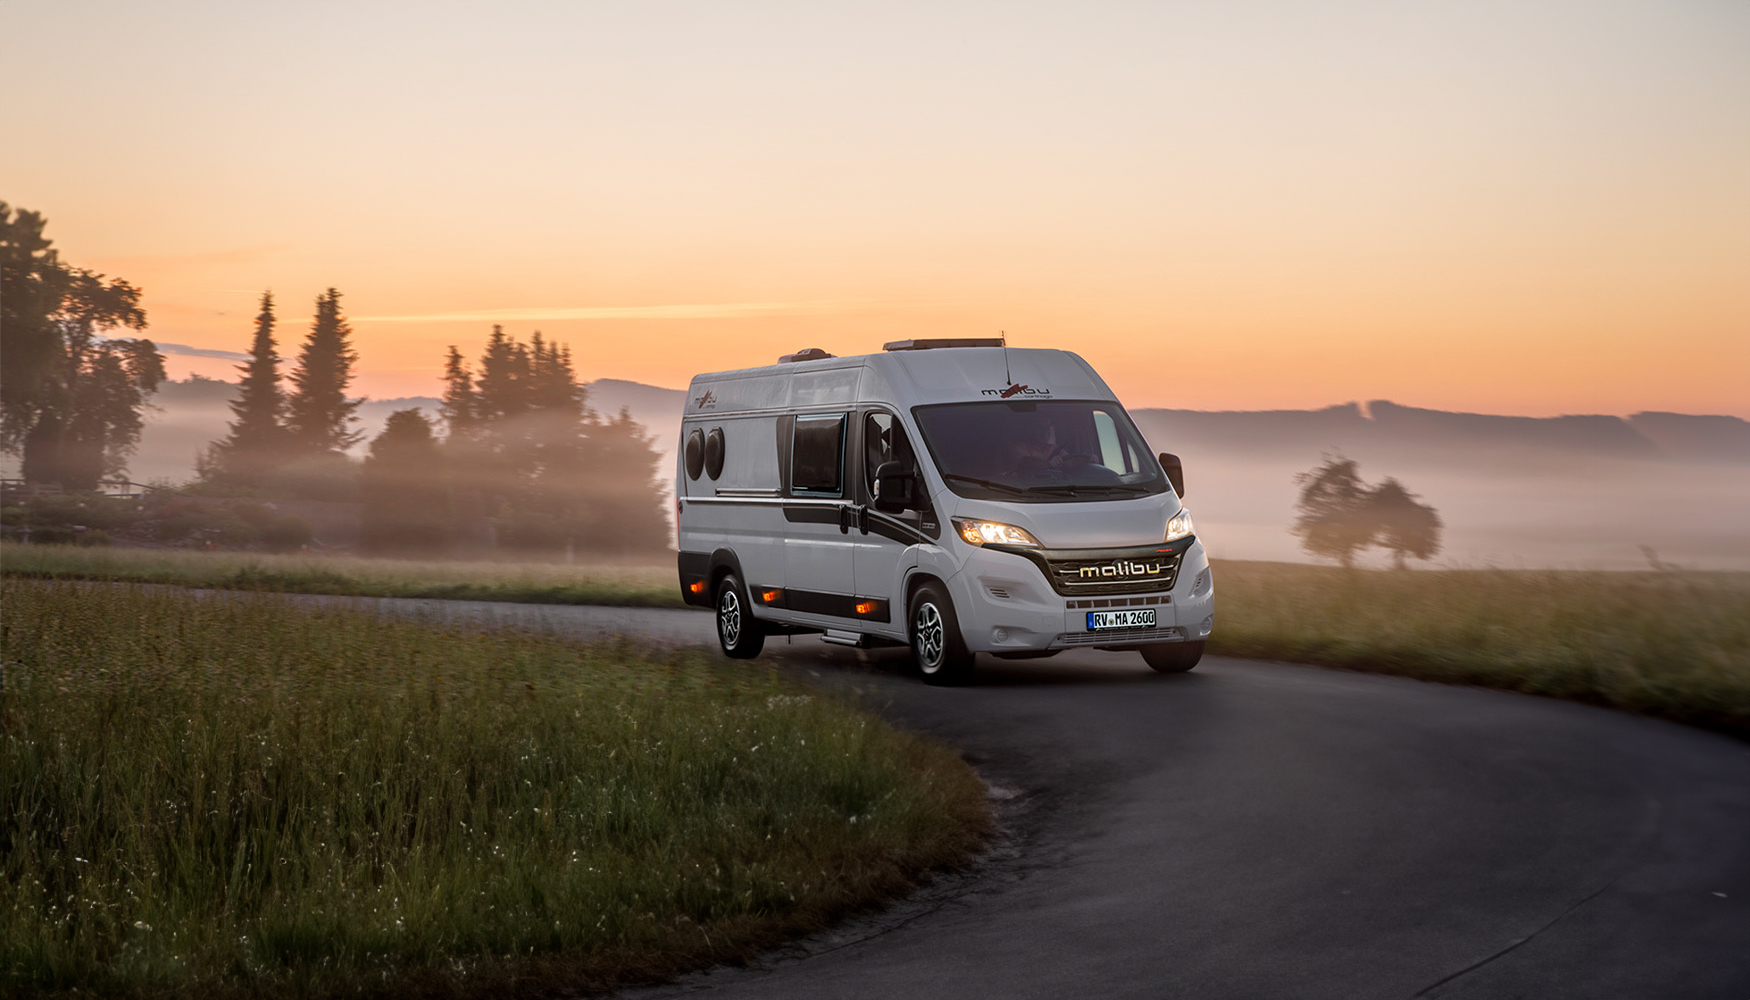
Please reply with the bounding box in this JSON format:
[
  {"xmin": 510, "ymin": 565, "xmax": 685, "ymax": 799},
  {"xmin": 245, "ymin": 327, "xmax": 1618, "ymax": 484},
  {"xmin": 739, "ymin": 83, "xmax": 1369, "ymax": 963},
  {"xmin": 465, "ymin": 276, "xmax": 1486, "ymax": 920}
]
[
  {"xmin": 352, "ymin": 300, "xmax": 883, "ymax": 323},
  {"xmin": 153, "ymin": 341, "xmax": 250, "ymax": 361}
]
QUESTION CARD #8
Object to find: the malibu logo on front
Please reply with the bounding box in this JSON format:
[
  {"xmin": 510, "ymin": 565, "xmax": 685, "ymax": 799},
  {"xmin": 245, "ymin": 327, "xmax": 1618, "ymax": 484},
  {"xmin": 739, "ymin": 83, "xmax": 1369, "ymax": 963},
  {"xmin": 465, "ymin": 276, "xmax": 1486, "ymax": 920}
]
[
  {"xmin": 1079, "ymin": 560, "xmax": 1167, "ymax": 579},
  {"xmin": 983, "ymin": 383, "xmax": 1051, "ymax": 398}
]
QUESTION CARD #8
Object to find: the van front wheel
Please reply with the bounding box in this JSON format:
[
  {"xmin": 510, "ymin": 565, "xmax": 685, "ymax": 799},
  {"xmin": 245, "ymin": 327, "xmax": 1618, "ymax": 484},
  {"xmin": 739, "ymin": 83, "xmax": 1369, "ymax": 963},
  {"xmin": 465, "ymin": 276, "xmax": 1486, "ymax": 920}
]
[
  {"xmin": 1142, "ymin": 640, "xmax": 1203, "ymax": 673},
  {"xmin": 715, "ymin": 573, "xmax": 765, "ymax": 659},
  {"xmin": 910, "ymin": 584, "xmax": 974, "ymax": 686}
]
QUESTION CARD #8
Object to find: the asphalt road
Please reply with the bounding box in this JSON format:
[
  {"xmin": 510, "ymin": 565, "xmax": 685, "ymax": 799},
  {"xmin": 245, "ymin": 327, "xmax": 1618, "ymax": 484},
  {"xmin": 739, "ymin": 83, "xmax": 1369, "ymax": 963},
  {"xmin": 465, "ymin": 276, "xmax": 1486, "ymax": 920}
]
[{"xmin": 352, "ymin": 598, "xmax": 1750, "ymax": 998}]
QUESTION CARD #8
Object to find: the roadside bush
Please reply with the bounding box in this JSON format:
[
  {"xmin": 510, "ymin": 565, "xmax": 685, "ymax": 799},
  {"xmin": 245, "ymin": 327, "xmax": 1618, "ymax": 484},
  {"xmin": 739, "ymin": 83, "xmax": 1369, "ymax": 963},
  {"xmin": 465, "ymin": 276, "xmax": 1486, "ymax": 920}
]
[{"xmin": 262, "ymin": 513, "xmax": 313, "ymax": 552}]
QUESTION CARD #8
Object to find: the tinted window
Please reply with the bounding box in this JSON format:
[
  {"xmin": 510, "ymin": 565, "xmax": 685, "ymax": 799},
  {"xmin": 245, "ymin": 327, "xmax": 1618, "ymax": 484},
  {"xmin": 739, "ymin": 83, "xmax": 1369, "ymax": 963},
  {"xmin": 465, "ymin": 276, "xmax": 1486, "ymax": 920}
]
[{"xmin": 791, "ymin": 414, "xmax": 846, "ymax": 495}]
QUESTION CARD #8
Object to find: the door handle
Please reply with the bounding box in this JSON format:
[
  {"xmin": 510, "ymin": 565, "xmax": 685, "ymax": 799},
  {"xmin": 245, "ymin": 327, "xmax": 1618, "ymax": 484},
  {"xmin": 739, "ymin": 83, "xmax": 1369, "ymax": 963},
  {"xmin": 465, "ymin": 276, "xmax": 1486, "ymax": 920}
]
[
  {"xmin": 858, "ymin": 505, "xmax": 870, "ymax": 534},
  {"xmin": 839, "ymin": 505, "xmax": 851, "ymax": 534}
]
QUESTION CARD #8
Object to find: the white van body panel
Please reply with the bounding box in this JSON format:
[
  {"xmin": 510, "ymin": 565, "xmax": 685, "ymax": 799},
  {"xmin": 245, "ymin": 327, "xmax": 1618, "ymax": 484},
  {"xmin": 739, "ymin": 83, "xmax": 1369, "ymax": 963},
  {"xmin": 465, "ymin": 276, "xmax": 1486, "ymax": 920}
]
[{"xmin": 676, "ymin": 347, "xmax": 1214, "ymax": 656}]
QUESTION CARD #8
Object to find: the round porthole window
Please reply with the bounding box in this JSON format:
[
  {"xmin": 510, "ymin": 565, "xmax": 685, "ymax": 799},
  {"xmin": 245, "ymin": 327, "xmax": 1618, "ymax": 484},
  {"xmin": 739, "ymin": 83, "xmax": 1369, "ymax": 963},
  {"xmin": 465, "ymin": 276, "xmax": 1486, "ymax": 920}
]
[
  {"xmin": 684, "ymin": 428, "xmax": 705, "ymax": 480},
  {"xmin": 704, "ymin": 427, "xmax": 726, "ymax": 480}
]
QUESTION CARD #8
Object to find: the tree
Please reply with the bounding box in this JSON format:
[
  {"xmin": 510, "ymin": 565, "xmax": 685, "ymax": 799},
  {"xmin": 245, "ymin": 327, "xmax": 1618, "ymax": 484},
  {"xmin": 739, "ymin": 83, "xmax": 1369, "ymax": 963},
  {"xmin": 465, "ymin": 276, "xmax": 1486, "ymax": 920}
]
[
  {"xmin": 201, "ymin": 291, "xmax": 288, "ymax": 488},
  {"xmin": 1291, "ymin": 454, "xmax": 1376, "ymax": 568},
  {"xmin": 360, "ymin": 409, "xmax": 449, "ymax": 553},
  {"xmin": 436, "ymin": 328, "xmax": 668, "ymax": 555},
  {"xmin": 1370, "ymin": 477, "xmax": 1443, "ymax": 569},
  {"xmin": 1, "ymin": 202, "xmax": 163, "ymax": 488},
  {"xmin": 1291, "ymin": 455, "xmax": 1443, "ymax": 569},
  {"xmin": 285, "ymin": 288, "xmax": 361, "ymax": 455},
  {"xmin": 439, "ymin": 345, "xmax": 478, "ymax": 441}
]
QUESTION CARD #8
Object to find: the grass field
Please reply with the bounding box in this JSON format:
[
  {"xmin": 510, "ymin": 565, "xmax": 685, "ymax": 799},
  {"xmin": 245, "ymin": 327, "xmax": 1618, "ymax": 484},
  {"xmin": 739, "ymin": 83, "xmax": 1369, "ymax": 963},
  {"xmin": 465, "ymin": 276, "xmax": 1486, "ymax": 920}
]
[
  {"xmin": 0, "ymin": 543, "xmax": 684, "ymax": 607},
  {"xmin": 1207, "ymin": 561, "xmax": 1750, "ymax": 738},
  {"xmin": 5, "ymin": 542, "xmax": 1747, "ymax": 737},
  {"xmin": 0, "ymin": 580, "xmax": 990, "ymax": 999}
]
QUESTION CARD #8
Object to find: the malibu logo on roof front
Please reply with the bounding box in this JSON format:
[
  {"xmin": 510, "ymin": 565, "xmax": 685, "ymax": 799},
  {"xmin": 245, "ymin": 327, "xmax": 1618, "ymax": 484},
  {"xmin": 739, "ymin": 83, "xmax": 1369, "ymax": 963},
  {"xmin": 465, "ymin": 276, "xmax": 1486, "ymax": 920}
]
[{"xmin": 984, "ymin": 383, "xmax": 1050, "ymax": 398}]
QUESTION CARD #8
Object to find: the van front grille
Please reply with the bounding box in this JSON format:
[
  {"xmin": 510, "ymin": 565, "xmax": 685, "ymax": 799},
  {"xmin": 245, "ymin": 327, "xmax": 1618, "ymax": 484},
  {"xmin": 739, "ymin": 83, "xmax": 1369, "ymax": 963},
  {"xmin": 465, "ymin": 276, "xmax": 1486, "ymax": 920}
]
[{"xmin": 1047, "ymin": 550, "xmax": 1183, "ymax": 596}]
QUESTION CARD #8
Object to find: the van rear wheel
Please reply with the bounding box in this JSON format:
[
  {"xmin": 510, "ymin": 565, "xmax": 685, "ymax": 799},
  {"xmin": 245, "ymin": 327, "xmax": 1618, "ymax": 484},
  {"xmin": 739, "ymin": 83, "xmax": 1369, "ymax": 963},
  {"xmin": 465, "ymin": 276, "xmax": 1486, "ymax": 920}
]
[
  {"xmin": 715, "ymin": 573, "xmax": 765, "ymax": 659},
  {"xmin": 1142, "ymin": 640, "xmax": 1203, "ymax": 673},
  {"xmin": 910, "ymin": 583, "xmax": 974, "ymax": 686}
]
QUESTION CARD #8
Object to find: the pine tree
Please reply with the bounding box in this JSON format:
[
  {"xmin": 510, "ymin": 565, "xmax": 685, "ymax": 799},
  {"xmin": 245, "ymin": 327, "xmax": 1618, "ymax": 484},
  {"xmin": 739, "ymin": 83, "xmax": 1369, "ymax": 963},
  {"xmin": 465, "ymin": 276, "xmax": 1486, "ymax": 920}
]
[
  {"xmin": 439, "ymin": 345, "xmax": 478, "ymax": 441},
  {"xmin": 473, "ymin": 325, "xmax": 526, "ymax": 425},
  {"xmin": 285, "ymin": 287, "xmax": 361, "ymax": 455},
  {"xmin": 203, "ymin": 291, "xmax": 287, "ymax": 486}
]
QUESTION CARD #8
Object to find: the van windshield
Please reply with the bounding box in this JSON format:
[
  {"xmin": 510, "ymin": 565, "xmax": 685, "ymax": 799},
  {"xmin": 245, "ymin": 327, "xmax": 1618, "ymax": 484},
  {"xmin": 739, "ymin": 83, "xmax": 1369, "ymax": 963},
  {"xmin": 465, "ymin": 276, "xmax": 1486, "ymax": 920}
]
[{"xmin": 911, "ymin": 400, "xmax": 1170, "ymax": 502}]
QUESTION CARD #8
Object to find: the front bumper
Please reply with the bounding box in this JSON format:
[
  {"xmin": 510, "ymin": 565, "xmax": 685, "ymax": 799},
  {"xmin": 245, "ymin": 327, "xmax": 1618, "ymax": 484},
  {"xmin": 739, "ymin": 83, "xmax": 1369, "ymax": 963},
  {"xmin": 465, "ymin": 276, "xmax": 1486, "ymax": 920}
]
[{"xmin": 945, "ymin": 537, "xmax": 1214, "ymax": 653}]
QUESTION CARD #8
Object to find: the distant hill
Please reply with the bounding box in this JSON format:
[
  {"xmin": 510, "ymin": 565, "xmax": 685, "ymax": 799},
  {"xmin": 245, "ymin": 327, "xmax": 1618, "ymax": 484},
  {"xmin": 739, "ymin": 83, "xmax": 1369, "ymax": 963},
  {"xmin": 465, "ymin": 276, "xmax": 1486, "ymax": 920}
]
[{"xmin": 1132, "ymin": 400, "xmax": 1750, "ymax": 466}]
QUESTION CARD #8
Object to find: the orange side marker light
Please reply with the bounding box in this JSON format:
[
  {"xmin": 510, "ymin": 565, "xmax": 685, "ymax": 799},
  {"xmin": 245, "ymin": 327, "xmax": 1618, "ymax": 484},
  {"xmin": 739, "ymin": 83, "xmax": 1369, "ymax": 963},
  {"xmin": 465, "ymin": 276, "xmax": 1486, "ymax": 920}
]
[
  {"xmin": 762, "ymin": 589, "xmax": 783, "ymax": 603},
  {"xmin": 688, "ymin": 581, "xmax": 705, "ymax": 594},
  {"xmin": 855, "ymin": 601, "xmax": 876, "ymax": 615}
]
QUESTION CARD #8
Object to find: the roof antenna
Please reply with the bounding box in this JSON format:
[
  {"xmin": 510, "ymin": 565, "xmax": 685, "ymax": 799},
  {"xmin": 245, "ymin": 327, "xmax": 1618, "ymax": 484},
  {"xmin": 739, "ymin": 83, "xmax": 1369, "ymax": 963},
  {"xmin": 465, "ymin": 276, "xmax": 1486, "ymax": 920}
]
[{"xmin": 1001, "ymin": 331, "xmax": 1011, "ymax": 386}]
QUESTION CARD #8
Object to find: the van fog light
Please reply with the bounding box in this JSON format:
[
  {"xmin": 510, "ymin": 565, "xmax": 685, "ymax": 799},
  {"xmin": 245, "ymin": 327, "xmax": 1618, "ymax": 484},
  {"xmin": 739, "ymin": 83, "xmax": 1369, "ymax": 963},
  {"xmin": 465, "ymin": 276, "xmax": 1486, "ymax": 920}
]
[
  {"xmin": 993, "ymin": 628, "xmax": 1010, "ymax": 643},
  {"xmin": 1198, "ymin": 615, "xmax": 1214, "ymax": 637}
]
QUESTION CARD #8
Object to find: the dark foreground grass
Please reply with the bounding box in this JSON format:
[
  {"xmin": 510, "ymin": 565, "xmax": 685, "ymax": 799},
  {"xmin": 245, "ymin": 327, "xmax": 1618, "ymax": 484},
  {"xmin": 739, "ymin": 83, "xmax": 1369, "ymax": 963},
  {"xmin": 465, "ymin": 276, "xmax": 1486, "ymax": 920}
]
[
  {"xmin": 1208, "ymin": 560, "xmax": 1750, "ymax": 738},
  {"xmin": 0, "ymin": 544, "xmax": 685, "ymax": 608},
  {"xmin": 0, "ymin": 580, "xmax": 989, "ymax": 999}
]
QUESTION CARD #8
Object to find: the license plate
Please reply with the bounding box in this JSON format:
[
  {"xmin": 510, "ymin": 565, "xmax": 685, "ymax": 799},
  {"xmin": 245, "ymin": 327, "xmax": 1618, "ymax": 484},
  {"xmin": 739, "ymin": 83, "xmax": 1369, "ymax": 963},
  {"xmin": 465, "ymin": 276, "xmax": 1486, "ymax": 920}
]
[{"xmin": 1087, "ymin": 609, "xmax": 1156, "ymax": 630}]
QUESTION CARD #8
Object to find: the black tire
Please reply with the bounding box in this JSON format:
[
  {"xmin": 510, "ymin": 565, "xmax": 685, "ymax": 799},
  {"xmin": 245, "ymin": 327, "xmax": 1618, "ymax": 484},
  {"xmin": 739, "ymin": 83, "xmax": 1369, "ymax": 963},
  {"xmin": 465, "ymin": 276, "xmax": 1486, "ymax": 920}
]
[
  {"xmin": 1142, "ymin": 640, "xmax": 1204, "ymax": 674},
  {"xmin": 715, "ymin": 573, "xmax": 765, "ymax": 659},
  {"xmin": 909, "ymin": 583, "xmax": 975, "ymax": 686}
]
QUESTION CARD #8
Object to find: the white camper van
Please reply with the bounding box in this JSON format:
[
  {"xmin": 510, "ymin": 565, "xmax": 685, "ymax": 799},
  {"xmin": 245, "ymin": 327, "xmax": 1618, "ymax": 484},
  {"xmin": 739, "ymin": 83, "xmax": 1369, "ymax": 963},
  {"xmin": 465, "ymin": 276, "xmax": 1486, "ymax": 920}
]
[{"xmin": 675, "ymin": 339, "xmax": 1213, "ymax": 685}]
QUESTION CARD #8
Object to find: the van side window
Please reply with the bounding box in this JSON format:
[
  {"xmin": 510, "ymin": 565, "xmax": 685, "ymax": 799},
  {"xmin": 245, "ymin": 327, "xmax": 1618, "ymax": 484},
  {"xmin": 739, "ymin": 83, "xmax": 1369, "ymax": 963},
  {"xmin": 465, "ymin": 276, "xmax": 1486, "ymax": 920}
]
[
  {"xmin": 863, "ymin": 411, "xmax": 916, "ymax": 488},
  {"xmin": 791, "ymin": 414, "xmax": 846, "ymax": 496}
]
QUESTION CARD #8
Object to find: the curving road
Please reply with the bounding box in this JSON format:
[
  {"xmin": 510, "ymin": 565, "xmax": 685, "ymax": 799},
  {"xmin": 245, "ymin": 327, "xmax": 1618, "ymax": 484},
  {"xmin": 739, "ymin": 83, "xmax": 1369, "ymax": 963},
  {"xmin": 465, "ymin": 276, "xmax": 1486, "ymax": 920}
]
[{"xmin": 360, "ymin": 598, "xmax": 1750, "ymax": 998}]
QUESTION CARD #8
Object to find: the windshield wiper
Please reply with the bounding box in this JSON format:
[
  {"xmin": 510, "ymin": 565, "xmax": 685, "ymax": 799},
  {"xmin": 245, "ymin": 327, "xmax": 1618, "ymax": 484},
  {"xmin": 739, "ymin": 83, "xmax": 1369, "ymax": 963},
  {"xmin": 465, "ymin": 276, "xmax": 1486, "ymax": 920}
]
[
  {"xmin": 941, "ymin": 473, "xmax": 1029, "ymax": 496},
  {"xmin": 1030, "ymin": 482, "xmax": 1156, "ymax": 496}
]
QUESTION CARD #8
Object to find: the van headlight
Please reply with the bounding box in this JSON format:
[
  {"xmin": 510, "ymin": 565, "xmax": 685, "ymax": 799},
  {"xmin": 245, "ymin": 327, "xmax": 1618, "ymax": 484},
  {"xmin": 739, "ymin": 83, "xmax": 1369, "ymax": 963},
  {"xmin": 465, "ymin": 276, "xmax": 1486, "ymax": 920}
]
[
  {"xmin": 953, "ymin": 518, "xmax": 1042, "ymax": 547},
  {"xmin": 1165, "ymin": 508, "xmax": 1194, "ymax": 542}
]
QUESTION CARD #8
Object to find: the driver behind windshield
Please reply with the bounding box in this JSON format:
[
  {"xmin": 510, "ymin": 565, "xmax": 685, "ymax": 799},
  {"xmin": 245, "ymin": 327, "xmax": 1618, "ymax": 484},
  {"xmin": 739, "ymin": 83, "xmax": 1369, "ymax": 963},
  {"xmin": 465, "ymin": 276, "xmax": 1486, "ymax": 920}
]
[{"xmin": 1004, "ymin": 412, "xmax": 1071, "ymax": 478}]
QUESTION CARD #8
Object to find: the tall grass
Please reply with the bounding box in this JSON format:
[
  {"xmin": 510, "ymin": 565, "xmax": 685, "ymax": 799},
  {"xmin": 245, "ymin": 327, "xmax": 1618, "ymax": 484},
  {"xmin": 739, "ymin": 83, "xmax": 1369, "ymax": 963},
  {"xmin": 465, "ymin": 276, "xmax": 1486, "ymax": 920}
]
[
  {"xmin": 1208, "ymin": 561, "xmax": 1750, "ymax": 737},
  {"xmin": 0, "ymin": 581, "xmax": 988, "ymax": 998},
  {"xmin": 0, "ymin": 543, "xmax": 683, "ymax": 607}
]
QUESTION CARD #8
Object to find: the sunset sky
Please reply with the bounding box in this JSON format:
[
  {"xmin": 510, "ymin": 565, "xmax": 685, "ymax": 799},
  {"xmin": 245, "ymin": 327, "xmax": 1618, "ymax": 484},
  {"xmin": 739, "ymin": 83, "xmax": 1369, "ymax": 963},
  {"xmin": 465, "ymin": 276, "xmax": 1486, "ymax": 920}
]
[{"xmin": 4, "ymin": 0, "xmax": 1747, "ymax": 417}]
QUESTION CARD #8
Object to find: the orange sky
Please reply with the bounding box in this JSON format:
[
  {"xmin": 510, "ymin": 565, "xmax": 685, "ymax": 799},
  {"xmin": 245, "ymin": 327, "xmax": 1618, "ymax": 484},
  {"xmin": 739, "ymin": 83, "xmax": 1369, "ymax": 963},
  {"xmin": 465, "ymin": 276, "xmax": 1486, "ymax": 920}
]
[{"xmin": 5, "ymin": 1, "xmax": 1747, "ymax": 417}]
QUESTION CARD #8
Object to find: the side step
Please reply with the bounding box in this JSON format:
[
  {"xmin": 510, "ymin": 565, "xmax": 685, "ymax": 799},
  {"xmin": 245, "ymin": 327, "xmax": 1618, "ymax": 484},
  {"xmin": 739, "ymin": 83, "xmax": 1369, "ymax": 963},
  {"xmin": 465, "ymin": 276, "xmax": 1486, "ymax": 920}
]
[{"xmin": 821, "ymin": 629, "xmax": 868, "ymax": 647}]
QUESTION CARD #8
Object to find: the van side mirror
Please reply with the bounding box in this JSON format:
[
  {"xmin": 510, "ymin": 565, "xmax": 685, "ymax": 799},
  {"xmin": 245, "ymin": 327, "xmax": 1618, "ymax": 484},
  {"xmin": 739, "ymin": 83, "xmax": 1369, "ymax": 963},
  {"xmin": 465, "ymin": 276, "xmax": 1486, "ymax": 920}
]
[
  {"xmin": 873, "ymin": 461, "xmax": 919, "ymax": 513},
  {"xmin": 1158, "ymin": 452, "xmax": 1185, "ymax": 498}
]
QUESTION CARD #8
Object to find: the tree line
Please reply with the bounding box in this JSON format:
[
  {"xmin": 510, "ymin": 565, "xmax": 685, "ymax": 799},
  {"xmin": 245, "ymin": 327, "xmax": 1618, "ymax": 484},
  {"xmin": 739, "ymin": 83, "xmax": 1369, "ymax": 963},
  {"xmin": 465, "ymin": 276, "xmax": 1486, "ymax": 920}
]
[
  {"xmin": 201, "ymin": 291, "xmax": 669, "ymax": 555},
  {"xmin": 2, "ymin": 203, "xmax": 668, "ymax": 556}
]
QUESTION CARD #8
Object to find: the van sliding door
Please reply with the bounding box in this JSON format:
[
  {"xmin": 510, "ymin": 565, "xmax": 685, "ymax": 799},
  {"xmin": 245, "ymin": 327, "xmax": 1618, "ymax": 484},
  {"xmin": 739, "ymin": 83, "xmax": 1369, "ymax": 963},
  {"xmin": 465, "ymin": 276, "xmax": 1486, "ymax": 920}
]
[{"xmin": 780, "ymin": 412, "xmax": 859, "ymax": 621}]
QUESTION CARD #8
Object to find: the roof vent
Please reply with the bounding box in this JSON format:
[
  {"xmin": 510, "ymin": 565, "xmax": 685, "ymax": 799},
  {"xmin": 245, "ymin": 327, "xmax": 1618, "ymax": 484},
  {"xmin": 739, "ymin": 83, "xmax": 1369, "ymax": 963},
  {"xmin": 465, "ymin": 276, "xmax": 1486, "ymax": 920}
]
[
  {"xmin": 883, "ymin": 337, "xmax": 1006, "ymax": 351},
  {"xmin": 778, "ymin": 347, "xmax": 836, "ymax": 364}
]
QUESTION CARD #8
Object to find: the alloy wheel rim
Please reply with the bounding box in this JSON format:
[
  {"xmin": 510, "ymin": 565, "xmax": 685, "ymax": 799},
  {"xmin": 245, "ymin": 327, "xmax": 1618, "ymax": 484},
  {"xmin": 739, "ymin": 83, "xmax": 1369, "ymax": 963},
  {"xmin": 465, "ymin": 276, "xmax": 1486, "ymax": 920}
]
[
  {"xmin": 915, "ymin": 602, "xmax": 944, "ymax": 671},
  {"xmin": 719, "ymin": 589, "xmax": 741, "ymax": 647}
]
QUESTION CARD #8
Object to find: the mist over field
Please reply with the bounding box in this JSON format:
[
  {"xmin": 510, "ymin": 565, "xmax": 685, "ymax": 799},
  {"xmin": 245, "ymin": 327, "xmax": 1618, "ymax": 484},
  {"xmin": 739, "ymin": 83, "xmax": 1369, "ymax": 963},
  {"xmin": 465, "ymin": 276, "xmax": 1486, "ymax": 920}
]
[
  {"xmin": 32, "ymin": 377, "xmax": 1750, "ymax": 571},
  {"xmin": 1131, "ymin": 403, "xmax": 1750, "ymax": 571}
]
